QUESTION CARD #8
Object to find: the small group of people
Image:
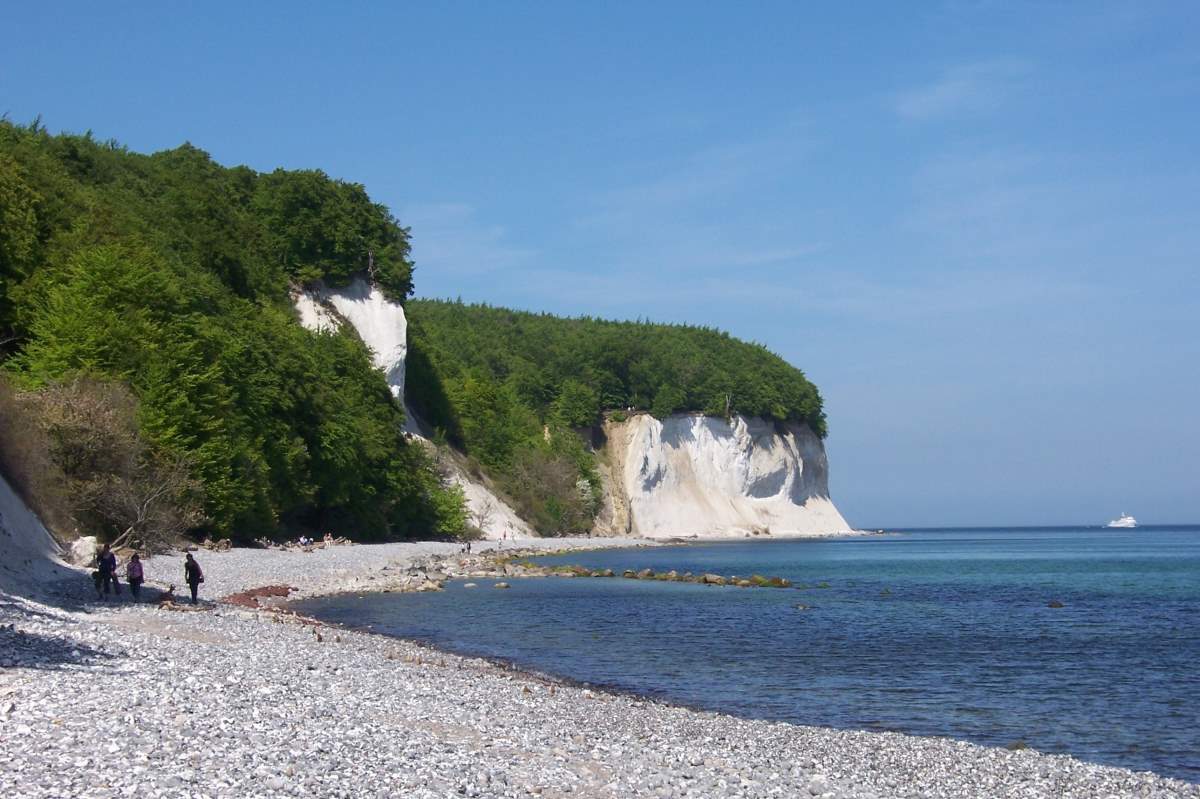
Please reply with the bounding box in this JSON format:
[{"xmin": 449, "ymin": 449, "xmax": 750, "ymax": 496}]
[
  {"xmin": 296, "ymin": 532, "xmax": 336, "ymax": 548},
  {"xmin": 92, "ymin": 544, "xmax": 205, "ymax": 605},
  {"xmin": 92, "ymin": 544, "xmax": 143, "ymax": 600}
]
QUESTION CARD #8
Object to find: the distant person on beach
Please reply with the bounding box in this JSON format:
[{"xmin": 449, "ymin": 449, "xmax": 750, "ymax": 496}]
[
  {"xmin": 184, "ymin": 553, "xmax": 204, "ymax": 604},
  {"xmin": 126, "ymin": 553, "xmax": 144, "ymax": 600},
  {"xmin": 95, "ymin": 544, "xmax": 118, "ymax": 599}
]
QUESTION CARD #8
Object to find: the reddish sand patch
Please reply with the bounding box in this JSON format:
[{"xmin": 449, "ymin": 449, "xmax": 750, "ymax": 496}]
[{"xmin": 221, "ymin": 584, "xmax": 296, "ymax": 608}]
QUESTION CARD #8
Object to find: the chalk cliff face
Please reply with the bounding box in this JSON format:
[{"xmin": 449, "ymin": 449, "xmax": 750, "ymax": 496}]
[
  {"xmin": 596, "ymin": 414, "xmax": 849, "ymax": 538},
  {"xmin": 292, "ymin": 279, "xmax": 533, "ymax": 539},
  {"xmin": 0, "ymin": 475, "xmax": 70, "ymax": 596},
  {"xmin": 294, "ymin": 277, "xmax": 407, "ymax": 400}
]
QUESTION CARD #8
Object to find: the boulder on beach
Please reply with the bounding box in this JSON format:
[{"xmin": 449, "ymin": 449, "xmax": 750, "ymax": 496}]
[{"xmin": 69, "ymin": 536, "xmax": 98, "ymax": 567}]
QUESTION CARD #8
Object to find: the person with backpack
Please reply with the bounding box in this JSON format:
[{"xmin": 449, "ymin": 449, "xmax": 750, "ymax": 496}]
[
  {"xmin": 184, "ymin": 553, "xmax": 204, "ymax": 604},
  {"xmin": 126, "ymin": 553, "xmax": 145, "ymax": 600}
]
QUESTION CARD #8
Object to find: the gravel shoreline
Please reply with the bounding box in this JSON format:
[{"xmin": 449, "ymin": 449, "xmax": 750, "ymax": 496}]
[{"xmin": 1, "ymin": 540, "xmax": 1196, "ymax": 798}]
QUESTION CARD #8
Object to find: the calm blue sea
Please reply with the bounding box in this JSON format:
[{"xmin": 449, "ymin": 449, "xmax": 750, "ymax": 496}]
[{"xmin": 293, "ymin": 527, "xmax": 1200, "ymax": 782}]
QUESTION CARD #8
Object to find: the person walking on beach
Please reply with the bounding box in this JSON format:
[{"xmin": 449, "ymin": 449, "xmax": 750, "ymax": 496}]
[
  {"xmin": 126, "ymin": 553, "xmax": 145, "ymax": 600},
  {"xmin": 95, "ymin": 544, "xmax": 118, "ymax": 599},
  {"xmin": 184, "ymin": 553, "xmax": 204, "ymax": 604}
]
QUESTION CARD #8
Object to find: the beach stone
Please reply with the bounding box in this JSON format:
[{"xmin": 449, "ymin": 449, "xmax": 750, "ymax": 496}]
[{"xmin": 69, "ymin": 536, "xmax": 98, "ymax": 567}]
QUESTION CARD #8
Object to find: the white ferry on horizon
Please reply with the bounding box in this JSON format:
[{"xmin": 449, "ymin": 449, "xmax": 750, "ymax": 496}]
[{"xmin": 1106, "ymin": 513, "xmax": 1137, "ymax": 528}]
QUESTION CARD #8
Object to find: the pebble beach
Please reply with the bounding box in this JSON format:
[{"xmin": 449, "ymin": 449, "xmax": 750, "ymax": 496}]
[{"xmin": 1, "ymin": 540, "xmax": 1197, "ymax": 799}]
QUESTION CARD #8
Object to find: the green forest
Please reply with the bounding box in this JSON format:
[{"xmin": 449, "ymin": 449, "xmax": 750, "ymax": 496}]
[
  {"xmin": 406, "ymin": 301, "xmax": 827, "ymax": 536},
  {"xmin": 0, "ymin": 119, "xmax": 826, "ymax": 544},
  {"xmin": 0, "ymin": 119, "xmax": 460, "ymax": 545}
]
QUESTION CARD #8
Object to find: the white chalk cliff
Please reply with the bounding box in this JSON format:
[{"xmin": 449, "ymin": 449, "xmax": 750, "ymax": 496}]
[
  {"xmin": 292, "ymin": 279, "xmax": 534, "ymax": 539},
  {"xmin": 0, "ymin": 475, "xmax": 73, "ymax": 597},
  {"xmin": 596, "ymin": 414, "xmax": 850, "ymax": 538},
  {"xmin": 293, "ymin": 277, "xmax": 408, "ymax": 401}
]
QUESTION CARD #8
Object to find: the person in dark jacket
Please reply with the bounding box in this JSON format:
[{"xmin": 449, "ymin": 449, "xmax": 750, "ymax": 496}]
[
  {"xmin": 95, "ymin": 544, "xmax": 118, "ymax": 599},
  {"xmin": 184, "ymin": 553, "xmax": 204, "ymax": 604}
]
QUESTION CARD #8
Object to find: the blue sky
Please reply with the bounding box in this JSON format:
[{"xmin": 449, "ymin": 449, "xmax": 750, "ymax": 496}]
[{"xmin": 5, "ymin": 1, "xmax": 1198, "ymax": 526}]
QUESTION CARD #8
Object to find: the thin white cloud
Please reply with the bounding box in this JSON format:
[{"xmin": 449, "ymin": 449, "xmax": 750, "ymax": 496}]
[
  {"xmin": 558, "ymin": 122, "xmax": 825, "ymax": 297},
  {"xmin": 575, "ymin": 124, "xmax": 814, "ymax": 233},
  {"xmin": 485, "ymin": 260, "xmax": 1105, "ymax": 335},
  {"xmin": 725, "ymin": 245, "xmax": 824, "ymax": 267},
  {"xmin": 402, "ymin": 202, "xmax": 534, "ymax": 281},
  {"xmin": 893, "ymin": 59, "xmax": 1030, "ymax": 121}
]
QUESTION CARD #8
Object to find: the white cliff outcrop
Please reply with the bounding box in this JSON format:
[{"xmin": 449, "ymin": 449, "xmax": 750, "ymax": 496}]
[
  {"xmin": 294, "ymin": 277, "xmax": 408, "ymax": 400},
  {"xmin": 597, "ymin": 413, "xmax": 850, "ymax": 538},
  {"xmin": 292, "ymin": 279, "xmax": 533, "ymax": 539},
  {"xmin": 0, "ymin": 475, "xmax": 72, "ymax": 596},
  {"xmin": 439, "ymin": 458, "xmax": 536, "ymax": 542}
]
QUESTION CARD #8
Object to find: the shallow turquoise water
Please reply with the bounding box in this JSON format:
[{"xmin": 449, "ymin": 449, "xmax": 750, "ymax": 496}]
[{"xmin": 294, "ymin": 527, "xmax": 1200, "ymax": 781}]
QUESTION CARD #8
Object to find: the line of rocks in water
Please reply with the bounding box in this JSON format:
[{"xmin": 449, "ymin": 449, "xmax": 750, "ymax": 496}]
[
  {"xmin": 343, "ymin": 550, "xmax": 801, "ymax": 595},
  {"xmin": 618, "ymin": 568, "xmax": 793, "ymax": 588}
]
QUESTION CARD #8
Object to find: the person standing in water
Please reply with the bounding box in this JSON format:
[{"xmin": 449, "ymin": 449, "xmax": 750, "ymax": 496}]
[
  {"xmin": 126, "ymin": 553, "xmax": 144, "ymax": 600},
  {"xmin": 184, "ymin": 553, "xmax": 204, "ymax": 604}
]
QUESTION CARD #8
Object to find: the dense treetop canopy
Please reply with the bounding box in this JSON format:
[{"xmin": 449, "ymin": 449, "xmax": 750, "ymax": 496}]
[
  {"xmin": 407, "ymin": 300, "xmax": 827, "ymax": 439},
  {"xmin": 0, "ymin": 120, "xmax": 413, "ymax": 324}
]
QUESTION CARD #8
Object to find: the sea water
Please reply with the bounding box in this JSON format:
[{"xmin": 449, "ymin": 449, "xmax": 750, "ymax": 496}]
[{"xmin": 293, "ymin": 527, "xmax": 1200, "ymax": 781}]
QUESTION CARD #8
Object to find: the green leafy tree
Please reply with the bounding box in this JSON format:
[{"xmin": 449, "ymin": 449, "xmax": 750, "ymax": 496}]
[
  {"xmin": 0, "ymin": 154, "xmax": 41, "ymax": 345},
  {"xmin": 553, "ymin": 379, "xmax": 599, "ymax": 427},
  {"xmin": 651, "ymin": 384, "xmax": 687, "ymax": 419}
]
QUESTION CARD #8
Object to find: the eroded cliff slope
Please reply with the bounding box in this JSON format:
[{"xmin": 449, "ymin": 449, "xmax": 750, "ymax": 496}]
[
  {"xmin": 0, "ymin": 475, "xmax": 72, "ymax": 596},
  {"xmin": 293, "ymin": 280, "xmax": 534, "ymax": 539}
]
